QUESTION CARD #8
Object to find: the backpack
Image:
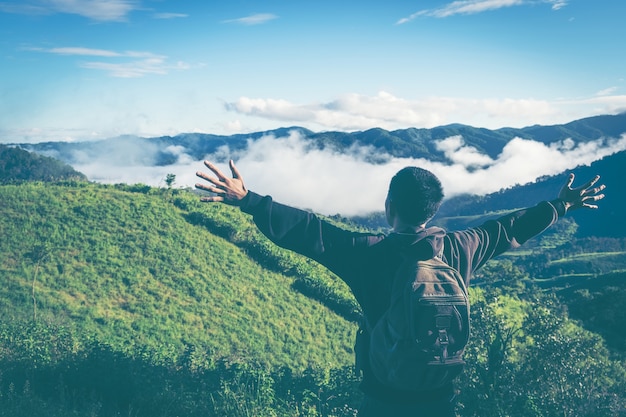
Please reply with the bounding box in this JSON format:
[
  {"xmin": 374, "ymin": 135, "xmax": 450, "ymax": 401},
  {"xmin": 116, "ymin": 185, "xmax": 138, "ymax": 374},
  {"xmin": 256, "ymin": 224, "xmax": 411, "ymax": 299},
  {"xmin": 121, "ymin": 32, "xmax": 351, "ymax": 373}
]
[{"xmin": 367, "ymin": 249, "xmax": 470, "ymax": 392}]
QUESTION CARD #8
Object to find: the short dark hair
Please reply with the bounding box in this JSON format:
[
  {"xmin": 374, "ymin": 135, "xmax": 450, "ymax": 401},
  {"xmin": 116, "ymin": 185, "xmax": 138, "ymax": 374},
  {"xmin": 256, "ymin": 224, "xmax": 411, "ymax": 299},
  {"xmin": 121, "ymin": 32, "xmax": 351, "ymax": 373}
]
[{"xmin": 388, "ymin": 167, "xmax": 444, "ymax": 226}]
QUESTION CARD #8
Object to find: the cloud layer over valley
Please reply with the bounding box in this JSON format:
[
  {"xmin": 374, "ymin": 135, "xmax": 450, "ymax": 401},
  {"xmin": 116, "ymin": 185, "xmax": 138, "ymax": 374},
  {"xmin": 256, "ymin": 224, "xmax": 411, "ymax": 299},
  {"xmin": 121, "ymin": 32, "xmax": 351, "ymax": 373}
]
[{"xmin": 71, "ymin": 130, "xmax": 626, "ymax": 217}]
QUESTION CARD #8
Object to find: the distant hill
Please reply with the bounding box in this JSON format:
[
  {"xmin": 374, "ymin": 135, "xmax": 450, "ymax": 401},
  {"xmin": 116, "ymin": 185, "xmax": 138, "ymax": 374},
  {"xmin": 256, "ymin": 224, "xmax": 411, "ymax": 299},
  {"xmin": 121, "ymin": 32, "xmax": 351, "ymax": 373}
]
[
  {"xmin": 12, "ymin": 112, "xmax": 626, "ymax": 167},
  {"xmin": 433, "ymin": 149, "xmax": 624, "ymax": 237},
  {"xmin": 0, "ymin": 144, "xmax": 87, "ymax": 183}
]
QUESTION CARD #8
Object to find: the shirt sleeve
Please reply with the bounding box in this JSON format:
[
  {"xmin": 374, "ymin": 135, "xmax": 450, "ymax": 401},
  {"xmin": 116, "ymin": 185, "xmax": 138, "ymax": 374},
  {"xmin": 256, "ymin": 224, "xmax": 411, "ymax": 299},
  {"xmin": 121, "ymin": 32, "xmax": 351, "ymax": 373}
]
[
  {"xmin": 239, "ymin": 191, "xmax": 379, "ymax": 266},
  {"xmin": 445, "ymin": 199, "xmax": 563, "ymax": 284}
]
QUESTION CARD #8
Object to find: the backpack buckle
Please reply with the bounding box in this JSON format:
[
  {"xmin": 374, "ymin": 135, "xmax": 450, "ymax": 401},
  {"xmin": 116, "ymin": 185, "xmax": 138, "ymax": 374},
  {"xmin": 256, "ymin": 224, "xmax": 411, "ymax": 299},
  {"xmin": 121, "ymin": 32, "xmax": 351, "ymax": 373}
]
[{"xmin": 438, "ymin": 329, "xmax": 449, "ymax": 363}]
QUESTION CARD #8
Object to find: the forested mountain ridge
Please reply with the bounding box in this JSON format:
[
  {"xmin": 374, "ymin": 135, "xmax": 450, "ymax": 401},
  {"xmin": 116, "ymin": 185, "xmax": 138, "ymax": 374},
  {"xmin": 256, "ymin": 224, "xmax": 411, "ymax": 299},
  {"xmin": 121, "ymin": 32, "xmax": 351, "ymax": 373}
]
[
  {"xmin": 0, "ymin": 143, "xmax": 86, "ymax": 183},
  {"xmin": 12, "ymin": 112, "xmax": 626, "ymax": 166}
]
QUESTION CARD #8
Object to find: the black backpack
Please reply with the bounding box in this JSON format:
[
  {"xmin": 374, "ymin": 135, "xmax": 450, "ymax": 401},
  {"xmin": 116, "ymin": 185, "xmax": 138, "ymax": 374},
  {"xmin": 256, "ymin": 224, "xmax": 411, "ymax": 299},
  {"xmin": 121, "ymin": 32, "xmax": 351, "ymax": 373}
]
[{"xmin": 367, "ymin": 249, "xmax": 470, "ymax": 392}]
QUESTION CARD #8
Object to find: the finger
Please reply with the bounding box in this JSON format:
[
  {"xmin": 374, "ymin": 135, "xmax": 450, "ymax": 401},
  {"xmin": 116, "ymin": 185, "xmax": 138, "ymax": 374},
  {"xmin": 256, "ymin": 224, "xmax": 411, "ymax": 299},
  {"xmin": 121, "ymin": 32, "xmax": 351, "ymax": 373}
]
[
  {"xmin": 582, "ymin": 198, "xmax": 600, "ymax": 209},
  {"xmin": 582, "ymin": 193, "xmax": 605, "ymax": 202},
  {"xmin": 196, "ymin": 171, "xmax": 213, "ymax": 181},
  {"xmin": 195, "ymin": 181, "xmax": 215, "ymax": 191},
  {"xmin": 196, "ymin": 172, "xmax": 226, "ymax": 190},
  {"xmin": 587, "ymin": 184, "xmax": 606, "ymax": 195},
  {"xmin": 203, "ymin": 160, "xmax": 227, "ymax": 180},
  {"xmin": 581, "ymin": 193, "xmax": 605, "ymax": 208},
  {"xmin": 229, "ymin": 159, "xmax": 243, "ymax": 180},
  {"xmin": 566, "ymin": 173, "xmax": 575, "ymax": 189},
  {"xmin": 196, "ymin": 170, "xmax": 219, "ymax": 183},
  {"xmin": 195, "ymin": 183, "xmax": 223, "ymax": 194},
  {"xmin": 579, "ymin": 175, "xmax": 600, "ymax": 192},
  {"xmin": 195, "ymin": 182, "xmax": 209, "ymax": 191},
  {"xmin": 200, "ymin": 195, "xmax": 225, "ymax": 203}
]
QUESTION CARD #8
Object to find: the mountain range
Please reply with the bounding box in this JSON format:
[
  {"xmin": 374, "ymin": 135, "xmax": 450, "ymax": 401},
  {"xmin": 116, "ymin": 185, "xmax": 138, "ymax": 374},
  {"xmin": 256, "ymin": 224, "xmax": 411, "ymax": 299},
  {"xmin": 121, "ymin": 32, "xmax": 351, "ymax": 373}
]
[
  {"xmin": 5, "ymin": 113, "xmax": 625, "ymax": 239},
  {"xmin": 12, "ymin": 112, "xmax": 626, "ymax": 167}
]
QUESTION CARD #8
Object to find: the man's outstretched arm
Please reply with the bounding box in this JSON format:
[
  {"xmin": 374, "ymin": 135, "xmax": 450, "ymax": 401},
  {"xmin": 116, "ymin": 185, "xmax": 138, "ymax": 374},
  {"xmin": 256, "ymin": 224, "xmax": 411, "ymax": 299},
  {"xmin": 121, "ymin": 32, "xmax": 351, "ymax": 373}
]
[
  {"xmin": 500, "ymin": 172, "xmax": 606, "ymax": 246},
  {"xmin": 447, "ymin": 172, "xmax": 607, "ymax": 279}
]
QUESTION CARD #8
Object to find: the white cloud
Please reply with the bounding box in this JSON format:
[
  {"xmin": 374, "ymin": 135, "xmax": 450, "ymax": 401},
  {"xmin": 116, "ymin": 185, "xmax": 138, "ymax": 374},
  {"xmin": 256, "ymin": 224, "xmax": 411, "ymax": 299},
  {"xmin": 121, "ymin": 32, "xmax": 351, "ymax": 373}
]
[
  {"xmin": 28, "ymin": 46, "xmax": 189, "ymax": 78},
  {"xmin": 46, "ymin": 47, "xmax": 123, "ymax": 57},
  {"xmin": 195, "ymin": 131, "xmax": 625, "ymax": 216},
  {"xmin": 81, "ymin": 57, "xmax": 170, "ymax": 78},
  {"xmin": 550, "ymin": 0, "xmax": 568, "ymax": 11},
  {"xmin": 153, "ymin": 12, "xmax": 188, "ymax": 19},
  {"xmin": 226, "ymin": 97, "xmax": 315, "ymax": 121},
  {"xmin": 51, "ymin": 0, "xmax": 138, "ymax": 21},
  {"xmin": 568, "ymin": 95, "xmax": 626, "ymax": 116},
  {"xmin": 397, "ymin": 0, "xmax": 566, "ymax": 23},
  {"xmin": 596, "ymin": 86, "xmax": 619, "ymax": 97},
  {"xmin": 70, "ymin": 129, "xmax": 626, "ymax": 217},
  {"xmin": 1, "ymin": 0, "xmax": 190, "ymax": 21},
  {"xmin": 0, "ymin": 0, "xmax": 139, "ymax": 21},
  {"xmin": 226, "ymin": 92, "xmax": 451, "ymax": 131},
  {"xmin": 435, "ymin": 136, "xmax": 493, "ymax": 168},
  {"xmin": 222, "ymin": 13, "xmax": 278, "ymax": 25},
  {"xmin": 226, "ymin": 91, "xmax": 626, "ymax": 131}
]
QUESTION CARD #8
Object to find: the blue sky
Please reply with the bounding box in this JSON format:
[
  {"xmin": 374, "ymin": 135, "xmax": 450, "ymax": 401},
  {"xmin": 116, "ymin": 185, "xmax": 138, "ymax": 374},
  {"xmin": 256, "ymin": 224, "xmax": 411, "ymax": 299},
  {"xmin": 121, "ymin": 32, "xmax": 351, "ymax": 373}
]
[{"xmin": 2, "ymin": 0, "xmax": 626, "ymax": 144}]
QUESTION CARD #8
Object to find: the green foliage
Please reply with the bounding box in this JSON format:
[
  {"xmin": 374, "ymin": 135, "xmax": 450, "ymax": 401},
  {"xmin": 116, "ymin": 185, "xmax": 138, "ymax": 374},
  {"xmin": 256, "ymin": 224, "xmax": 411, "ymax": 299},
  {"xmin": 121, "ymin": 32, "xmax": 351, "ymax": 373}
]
[
  {"xmin": 164, "ymin": 173, "xmax": 176, "ymax": 188},
  {"xmin": 180, "ymin": 192, "xmax": 361, "ymax": 322},
  {"xmin": 2, "ymin": 181, "xmax": 626, "ymax": 416},
  {"xmin": 562, "ymin": 271, "xmax": 626, "ymax": 351},
  {"xmin": 2, "ymin": 289, "xmax": 624, "ymax": 416},
  {"xmin": 0, "ymin": 319, "xmax": 361, "ymax": 417},
  {"xmin": 472, "ymin": 259, "xmax": 530, "ymax": 295},
  {"xmin": 459, "ymin": 288, "xmax": 626, "ymax": 417},
  {"xmin": 0, "ymin": 144, "xmax": 87, "ymax": 183},
  {"xmin": 0, "ymin": 182, "xmax": 356, "ymax": 371}
]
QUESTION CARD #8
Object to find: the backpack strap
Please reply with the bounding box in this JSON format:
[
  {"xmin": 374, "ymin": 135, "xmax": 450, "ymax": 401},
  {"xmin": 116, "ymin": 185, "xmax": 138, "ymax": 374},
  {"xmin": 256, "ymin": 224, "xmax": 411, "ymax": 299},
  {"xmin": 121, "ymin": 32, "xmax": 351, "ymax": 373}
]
[{"xmin": 434, "ymin": 244, "xmax": 444, "ymax": 261}]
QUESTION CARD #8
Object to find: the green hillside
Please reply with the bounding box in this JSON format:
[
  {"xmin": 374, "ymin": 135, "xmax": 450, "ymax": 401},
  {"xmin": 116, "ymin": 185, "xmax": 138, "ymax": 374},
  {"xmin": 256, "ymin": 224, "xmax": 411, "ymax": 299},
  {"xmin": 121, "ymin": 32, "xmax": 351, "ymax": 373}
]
[{"xmin": 0, "ymin": 181, "xmax": 357, "ymax": 370}]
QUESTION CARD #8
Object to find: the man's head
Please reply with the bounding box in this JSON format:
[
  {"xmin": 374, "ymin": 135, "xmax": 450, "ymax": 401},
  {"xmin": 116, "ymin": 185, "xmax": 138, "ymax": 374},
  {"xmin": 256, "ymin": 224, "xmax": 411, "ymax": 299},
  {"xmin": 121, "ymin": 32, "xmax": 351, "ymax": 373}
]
[{"xmin": 386, "ymin": 167, "xmax": 444, "ymax": 229}]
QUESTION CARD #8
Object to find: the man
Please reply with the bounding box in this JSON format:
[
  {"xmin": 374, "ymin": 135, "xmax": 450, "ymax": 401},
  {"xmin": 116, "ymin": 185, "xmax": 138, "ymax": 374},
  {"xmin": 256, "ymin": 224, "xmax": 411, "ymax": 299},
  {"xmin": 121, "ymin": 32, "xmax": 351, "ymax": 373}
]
[{"xmin": 195, "ymin": 160, "xmax": 605, "ymax": 417}]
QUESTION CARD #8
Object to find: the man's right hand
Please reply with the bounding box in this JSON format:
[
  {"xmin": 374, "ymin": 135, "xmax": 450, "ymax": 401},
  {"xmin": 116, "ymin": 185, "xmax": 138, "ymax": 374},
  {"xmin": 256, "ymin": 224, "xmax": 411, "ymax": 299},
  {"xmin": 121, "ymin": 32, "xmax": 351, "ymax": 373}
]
[{"xmin": 558, "ymin": 173, "xmax": 606, "ymax": 212}]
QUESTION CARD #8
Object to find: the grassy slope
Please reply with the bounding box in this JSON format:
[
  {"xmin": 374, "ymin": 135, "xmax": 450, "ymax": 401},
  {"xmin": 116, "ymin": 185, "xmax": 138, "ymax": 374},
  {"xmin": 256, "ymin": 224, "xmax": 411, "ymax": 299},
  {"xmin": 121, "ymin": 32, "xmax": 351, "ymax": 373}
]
[{"xmin": 0, "ymin": 182, "xmax": 356, "ymax": 370}]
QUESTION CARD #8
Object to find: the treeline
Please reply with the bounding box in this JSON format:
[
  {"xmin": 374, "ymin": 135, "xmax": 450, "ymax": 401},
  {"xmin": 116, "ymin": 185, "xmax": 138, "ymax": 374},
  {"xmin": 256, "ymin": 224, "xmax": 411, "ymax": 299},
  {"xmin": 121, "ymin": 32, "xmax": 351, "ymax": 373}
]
[
  {"xmin": 1, "ymin": 284, "xmax": 625, "ymax": 416},
  {"xmin": 0, "ymin": 319, "xmax": 362, "ymax": 417},
  {"xmin": 0, "ymin": 144, "xmax": 86, "ymax": 183}
]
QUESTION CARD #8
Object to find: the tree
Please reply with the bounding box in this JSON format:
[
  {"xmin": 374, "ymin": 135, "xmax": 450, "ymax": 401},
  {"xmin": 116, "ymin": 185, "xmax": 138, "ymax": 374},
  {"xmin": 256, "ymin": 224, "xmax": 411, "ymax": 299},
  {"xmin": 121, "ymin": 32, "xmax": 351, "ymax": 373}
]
[
  {"xmin": 458, "ymin": 288, "xmax": 626, "ymax": 417},
  {"xmin": 26, "ymin": 242, "xmax": 53, "ymax": 321},
  {"xmin": 165, "ymin": 173, "xmax": 176, "ymax": 188}
]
